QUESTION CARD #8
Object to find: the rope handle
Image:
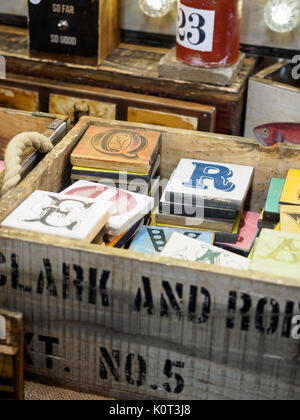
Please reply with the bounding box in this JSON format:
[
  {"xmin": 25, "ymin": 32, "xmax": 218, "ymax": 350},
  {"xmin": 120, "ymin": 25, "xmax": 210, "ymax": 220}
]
[{"xmin": 1, "ymin": 132, "xmax": 53, "ymax": 196}]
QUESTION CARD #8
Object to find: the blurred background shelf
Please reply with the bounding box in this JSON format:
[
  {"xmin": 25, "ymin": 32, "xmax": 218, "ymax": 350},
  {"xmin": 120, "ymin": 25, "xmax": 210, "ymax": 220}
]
[{"xmin": 0, "ymin": 25, "xmax": 256, "ymax": 136}]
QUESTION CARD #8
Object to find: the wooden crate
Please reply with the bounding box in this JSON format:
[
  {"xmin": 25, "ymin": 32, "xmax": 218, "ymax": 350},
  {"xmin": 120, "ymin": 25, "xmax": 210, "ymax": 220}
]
[
  {"xmin": 244, "ymin": 60, "xmax": 300, "ymax": 139},
  {"xmin": 0, "ymin": 25, "xmax": 255, "ymax": 135},
  {"xmin": 0, "ymin": 309, "xmax": 24, "ymax": 400},
  {"xmin": 0, "ymin": 73, "xmax": 216, "ymax": 132},
  {"xmin": 0, "ymin": 107, "xmax": 69, "ymax": 199},
  {"xmin": 0, "ymin": 118, "xmax": 299, "ymax": 400}
]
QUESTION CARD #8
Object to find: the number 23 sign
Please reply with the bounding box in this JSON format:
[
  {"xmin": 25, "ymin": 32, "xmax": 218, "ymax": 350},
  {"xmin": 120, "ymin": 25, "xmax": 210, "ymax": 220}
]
[{"xmin": 177, "ymin": 4, "xmax": 216, "ymax": 52}]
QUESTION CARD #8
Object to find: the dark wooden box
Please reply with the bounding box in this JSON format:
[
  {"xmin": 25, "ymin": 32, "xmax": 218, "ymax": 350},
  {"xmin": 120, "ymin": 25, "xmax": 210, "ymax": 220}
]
[{"xmin": 28, "ymin": 0, "xmax": 120, "ymax": 66}]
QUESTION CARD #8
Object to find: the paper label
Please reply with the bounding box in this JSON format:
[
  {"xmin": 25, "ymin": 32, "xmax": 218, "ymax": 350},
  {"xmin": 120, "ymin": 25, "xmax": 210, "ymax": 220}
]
[
  {"xmin": 0, "ymin": 315, "xmax": 6, "ymax": 340},
  {"xmin": 177, "ymin": 3, "xmax": 215, "ymax": 52}
]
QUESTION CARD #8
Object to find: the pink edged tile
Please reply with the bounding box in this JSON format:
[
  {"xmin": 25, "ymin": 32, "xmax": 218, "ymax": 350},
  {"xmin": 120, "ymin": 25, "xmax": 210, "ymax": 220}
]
[
  {"xmin": 215, "ymin": 211, "xmax": 260, "ymax": 254},
  {"xmin": 0, "ymin": 161, "xmax": 5, "ymax": 174},
  {"xmin": 62, "ymin": 180, "xmax": 154, "ymax": 236}
]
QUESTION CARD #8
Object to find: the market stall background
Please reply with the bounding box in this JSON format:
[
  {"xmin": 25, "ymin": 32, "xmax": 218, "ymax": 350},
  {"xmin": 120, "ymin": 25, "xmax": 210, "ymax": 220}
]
[
  {"xmin": 0, "ymin": 0, "xmax": 299, "ymax": 55},
  {"xmin": 0, "ymin": 0, "xmax": 299, "ymax": 402}
]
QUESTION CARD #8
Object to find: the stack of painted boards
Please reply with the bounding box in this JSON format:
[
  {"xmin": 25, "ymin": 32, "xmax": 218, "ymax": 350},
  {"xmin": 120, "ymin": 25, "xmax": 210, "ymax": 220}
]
[
  {"xmin": 3, "ymin": 163, "xmax": 300, "ymax": 280},
  {"xmin": 61, "ymin": 181, "xmax": 154, "ymax": 248},
  {"xmin": 131, "ymin": 210, "xmax": 260, "ymax": 258},
  {"xmin": 214, "ymin": 210, "xmax": 260, "ymax": 256},
  {"xmin": 258, "ymin": 177, "xmax": 285, "ymax": 229},
  {"xmin": 250, "ymin": 169, "xmax": 300, "ymax": 281},
  {"xmin": 258, "ymin": 169, "xmax": 300, "ymax": 234},
  {"xmin": 130, "ymin": 225, "xmax": 252, "ymax": 271},
  {"xmin": 0, "ymin": 184, "xmax": 155, "ymax": 249},
  {"xmin": 70, "ymin": 125, "xmax": 161, "ymax": 195},
  {"xmin": 279, "ymin": 169, "xmax": 300, "ymax": 235},
  {"xmin": 129, "ymin": 163, "xmax": 300, "ymax": 276},
  {"xmin": 129, "ymin": 158, "xmax": 259, "ymax": 271},
  {"xmin": 156, "ymin": 158, "xmax": 254, "ymax": 243},
  {"xmin": 1, "ymin": 190, "xmax": 114, "ymax": 244}
]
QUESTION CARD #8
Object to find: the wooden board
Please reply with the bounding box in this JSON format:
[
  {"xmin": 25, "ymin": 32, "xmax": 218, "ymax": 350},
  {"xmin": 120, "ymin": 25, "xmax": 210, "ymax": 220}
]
[
  {"xmin": 280, "ymin": 169, "xmax": 300, "ymax": 207},
  {"xmin": 280, "ymin": 205, "xmax": 300, "ymax": 235},
  {"xmin": 160, "ymin": 232, "xmax": 250, "ymax": 271},
  {"xmin": 0, "ymin": 73, "xmax": 216, "ymax": 133},
  {"xmin": 62, "ymin": 181, "xmax": 155, "ymax": 237},
  {"xmin": 0, "ymin": 118, "xmax": 299, "ymax": 399},
  {"xmin": 0, "ymin": 85, "xmax": 39, "ymax": 112},
  {"xmin": 71, "ymin": 125, "xmax": 161, "ymax": 173},
  {"xmin": 98, "ymin": 0, "xmax": 120, "ymax": 64},
  {"xmin": 1, "ymin": 190, "xmax": 113, "ymax": 243},
  {"xmin": 250, "ymin": 229, "xmax": 300, "ymax": 281},
  {"xmin": 49, "ymin": 94, "xmax": 116, "ymax": 127},
  {"xmin": 0, "ymin": 229, "xmax": 299, "ymax": 400},
  {"xmin": 158, "ymin": 50, "xmax": 246, "ymax": 87},
  {"xmin": 127, "ymin": 107, "xmax": 198, "ymax": 131},
  {"xmin": 0, "ymin": 109, "xmax": 53, "ymax": 147},
  {"xmin": 130, "ymin": 226, "xmax": 214, "ymax": 254},
  {"xmin": 0, "ymin": 309, "xmax": 24, "ymax": 400},
  {"xmin": 162, "ymin": 158, "xmax": 254, "ymax": 211},
  {"xmin": 0, "ymin": 26, "xmax": 255, "ymax": 135}
]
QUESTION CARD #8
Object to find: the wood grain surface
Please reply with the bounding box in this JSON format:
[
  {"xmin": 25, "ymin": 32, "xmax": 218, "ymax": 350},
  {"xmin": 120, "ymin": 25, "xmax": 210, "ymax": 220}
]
[
  {"xmin": 0, "ymin": 85, "xmax": 39, "ymax": 112},
  {"xmin": 0, "ymin": 73, "xmax": 216, "ymax": 133},
  {"xmin": 0, "ymin": 118, "xmax": 299, "ymax": 400}
]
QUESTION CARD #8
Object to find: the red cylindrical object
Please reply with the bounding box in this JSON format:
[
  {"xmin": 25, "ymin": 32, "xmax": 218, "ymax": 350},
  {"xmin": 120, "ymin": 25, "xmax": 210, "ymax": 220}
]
[{"xmin": 176, "ymin": 0, "xmax": 243, "ymax": 68}]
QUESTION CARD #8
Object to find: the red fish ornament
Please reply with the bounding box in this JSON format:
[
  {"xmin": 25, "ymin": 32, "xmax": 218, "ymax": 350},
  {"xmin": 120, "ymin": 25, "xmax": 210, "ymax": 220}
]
[{"xmin": 254, "ymin": 123, "xmax": 300, "ymax": 148}]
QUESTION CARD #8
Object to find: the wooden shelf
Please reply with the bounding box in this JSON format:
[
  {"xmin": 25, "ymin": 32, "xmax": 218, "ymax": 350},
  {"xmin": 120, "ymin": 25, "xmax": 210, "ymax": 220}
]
[{"xmin": 0, "ymin": 26, "xmax": 256, "ymax": 135}]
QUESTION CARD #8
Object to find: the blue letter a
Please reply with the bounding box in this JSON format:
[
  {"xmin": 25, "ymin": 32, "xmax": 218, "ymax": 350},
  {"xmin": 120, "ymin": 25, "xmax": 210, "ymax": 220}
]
[{"xmin": 183, "ymin": 162, "xmax": 236, "ymax": 192}]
